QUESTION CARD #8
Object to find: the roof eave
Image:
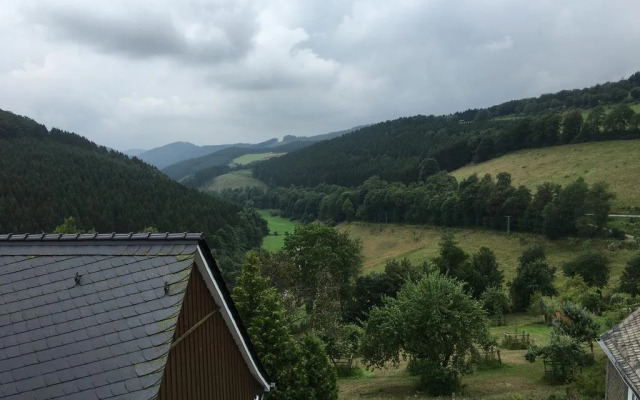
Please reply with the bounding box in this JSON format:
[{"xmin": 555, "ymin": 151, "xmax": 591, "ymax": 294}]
[
  {"xmin": 194, "ymin": 241, "xmax": 272, "ymax": 392},
  {"xmin": 597, "ymin": 338, "xmax": 640, "ymax": 398}
]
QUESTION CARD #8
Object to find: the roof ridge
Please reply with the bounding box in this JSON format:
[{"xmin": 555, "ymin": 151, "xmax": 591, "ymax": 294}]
[{"xmin": 0, "ymin": 232, "xmax": 204, "ymax": 242}]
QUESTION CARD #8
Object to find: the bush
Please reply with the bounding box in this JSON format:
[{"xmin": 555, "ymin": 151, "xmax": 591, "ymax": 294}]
[
  {"xmin": 562, "ymin": 252, "xmax": 610, "ymax": 288},
  {"xmin": 537, "ymin": 331, "xmax": 590, "ymax": 383}
]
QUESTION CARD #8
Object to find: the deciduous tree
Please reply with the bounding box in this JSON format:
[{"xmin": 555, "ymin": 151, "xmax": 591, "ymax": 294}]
[{"xmin": 361, "ymin": 273, "xmax": 489, "ymax": 395}]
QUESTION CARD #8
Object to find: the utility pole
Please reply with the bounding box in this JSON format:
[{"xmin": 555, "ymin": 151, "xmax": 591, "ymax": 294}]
[{"xmin": 505, "ymin": 216, "xmax": 511, "ymax": 237}]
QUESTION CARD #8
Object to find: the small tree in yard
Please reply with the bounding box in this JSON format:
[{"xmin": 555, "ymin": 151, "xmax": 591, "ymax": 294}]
[
  {"xmin": 361, "ymin": 273, "xmax": 489, "ymax": 395},
  {"xmin": 510, "ymin": 245, "xmax": 557, "ymax": 312},
  {"xmin": 466, "ymin": 247, "xmax": 504, "ymax": 298},
  {"xmin": 432, "ymin": 232, "xmax": 469, "ymax": 279},
  {"xmin": 534, "ymin": 331, "xmax": 590, "ymax": 383},
  {"xmin": 562, "ymin": 252, "xmax": 610, "ymax": 288},
  {"xmin": 481, "ymin": 286, "xmax": 511, "ymax": 325},
  {"xmin": 553, "ymin": 301, "xmax": 599, "ymax": 353}
]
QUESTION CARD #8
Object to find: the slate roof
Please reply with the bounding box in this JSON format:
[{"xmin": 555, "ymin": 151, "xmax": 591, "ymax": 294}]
[
  {"xmin": 0, "ymin": 233, "xmax": 214, "ymax": 399},
  {"xmin": 598, "ymin": 306, "xmax": 640, "ymax": 395}
]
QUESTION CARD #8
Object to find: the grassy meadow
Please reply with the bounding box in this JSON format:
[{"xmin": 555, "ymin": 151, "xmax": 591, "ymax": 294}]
[
  {"xmin": 258, "ymin": 210, "xmax": 298, "ymax": 252},
  {"xmin": 450, "ymin": 140, "xmax": 640, "ymax": 212},
  {"xmin": 232, "ymin": 152, "xmax": 285, "ymax": 165},
  {"xmin": 204, "ymin": 169, "xmax": 268, "ymax": 192},
  {"xmin": 337, "ymin": 222, "xmax": 637, "ymax": 288}
]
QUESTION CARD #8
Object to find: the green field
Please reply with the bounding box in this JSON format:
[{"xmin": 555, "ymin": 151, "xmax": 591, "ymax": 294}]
[
  {"xmin": 232, "ymin": 152, "xmax": 285, "ymax": 165},
  {"xmin": 258, "ymin": 210, "xmax": 298, "ymax": 252},
  {"xmin": 204, "ymin": 169, "xmax": 268, "ymax": 192},
  {"xmin": 337, "ymin": 221, "xmax": 637, "ymax": 291},
  {"xmin": 451, "ymin": 140, "xmax": 640, "ymax": 212}
]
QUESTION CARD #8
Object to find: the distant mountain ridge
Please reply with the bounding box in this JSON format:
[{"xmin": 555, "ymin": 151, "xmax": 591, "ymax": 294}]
[
  {"xmin": 136, "ymin": 141, "xmax": 251, "ymax": 169},
  {"xmin": 124, "ymin": 148, "xmax": 146, "ymax": 157},
  {"xmin": 160, "ymin": 126, "xmax": 364, "ymax": 182}
]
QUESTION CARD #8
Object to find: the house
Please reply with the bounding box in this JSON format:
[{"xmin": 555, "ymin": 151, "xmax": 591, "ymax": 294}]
[
  {"xmin": 598, "ymin": 307, "xmax": 640, "ymax": 400},
  {"xmin": 0, "ymin": 232, "xmax": 273, "ymax": 399}
]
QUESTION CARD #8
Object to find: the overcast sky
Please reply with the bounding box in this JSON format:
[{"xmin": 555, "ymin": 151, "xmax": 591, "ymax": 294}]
[{"xmin": 1, "ymin": 0, "xmax": 640, "ymax": 151}]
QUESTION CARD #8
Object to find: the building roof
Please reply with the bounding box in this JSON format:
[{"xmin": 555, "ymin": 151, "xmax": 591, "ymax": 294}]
[
  {"xmin": 0, "ymin": 233, "xmax": 270, "ymax": 399},
  {"xmin": 598, "ymin": 306, "xmax": 640, "ymax": 396}
]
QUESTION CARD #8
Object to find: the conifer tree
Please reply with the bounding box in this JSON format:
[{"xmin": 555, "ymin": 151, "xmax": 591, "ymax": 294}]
[{"xmin": 233, "ymin": 252, "xmax": 310, "ymax": 400}]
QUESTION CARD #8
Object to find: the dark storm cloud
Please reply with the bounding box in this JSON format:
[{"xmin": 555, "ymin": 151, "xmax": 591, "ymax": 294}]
[{"xmin": 27, "ymin": 2, "xmax": 257, "ymax": 63}]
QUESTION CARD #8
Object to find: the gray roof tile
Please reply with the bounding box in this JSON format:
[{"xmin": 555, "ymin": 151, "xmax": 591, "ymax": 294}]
[
  {"xmin": 0, "ymin": 235, "xmax": 198, "ymax": 399},
  {"xmin": 600, "ymin": 307, "xmax": 640, "ymax": 393}
]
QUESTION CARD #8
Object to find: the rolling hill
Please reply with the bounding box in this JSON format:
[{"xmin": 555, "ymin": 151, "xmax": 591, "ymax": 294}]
[
  {"xmin": 0, "ymin": 108, "xmax": 267, "ymax": 281},
  {"xmin": 451, "ymin": 140, "xmax": 640, "ymax": 212},
  {"xmin": 252, "ymin": 73, "xmax": 640, "ymax": 188}
]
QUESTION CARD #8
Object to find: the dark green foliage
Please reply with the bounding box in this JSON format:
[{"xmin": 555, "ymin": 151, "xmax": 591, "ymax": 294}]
[
  {"xmin": 432, "ymin": 233, "xmax": 469, "ymax": 278},
  {"xmin": 300, "ymin": 334, "xmax": 339, "ymax": 400},
  {"xmin": 220, "ymin": 171, "xmax": 612, "ymax": 240},
  {"xmin": 350, "ymin": 273, "xmax": 394, "ymax": 322},
  {"xmin": 553, "ymin": 301, "xmax": 599, "ymax": 352},
  {"xmin": 532, "ymin": 302, "xmax": 598, "ymax": 383},
  {"xmin": 384, "ymin": 257, "xmax": 423, "ymax": 291},
  {"xmin": 568, "ymin": 355, "xmax": 606, "ymax": 399},
  {"xmin": 518, "ymin": 243, "xmax": 547, "ymax": 266},
  {"xmin": 418, "ymin": 157, "xmax": 440, "ymax": 181},
  {"xmin": 233, "ymin": 252, "xmax": 311, "ymax": 400},
  {"xmin": 561, "ymin": 111, "xmax": 583, "ymax": 143},
  {"xmin": 283, "ymin": 223, "xmax": 363, "ymax": 329},
  {"xmin": 481, "ymin": 287, "xmax": 511, "ymax": 320},
  {"xmin": 361, "ymin": 273, "xmax": 489, "ymax": 395},
  {"xmin": 466, "ymin": 247, "xmax": 504, "ymax": 298},
  {"xmin": 535, "ymin": 331, "xmax": 590, "ymax": 383},
  {"xmin": 604, "ymin": 105, "xmax": 635, "ymax": 134},
  {"xmin": 562, "ymin": 252, "xmax": 611, "ymax": 288},
  {"xmin": 619, "ymin": 253, "xmax": 640, "ymax": 296},
  {"xmin": 349, "ymin": 258, "xmax": 423, "ymax": 323},
  {"xmin": 586, "ymin": 182, "xmax": 615, "ymax": 234},
  {"xmin": 543, "ymin": 178, "xmax": 589, "ymax": 238},
  {"xmin": 510, "ymin": 245, "xmax": 557, "ymax": 311},
  {"xmin": 0, "ymin": 109, "xmax": 267, "ymax": 283}
]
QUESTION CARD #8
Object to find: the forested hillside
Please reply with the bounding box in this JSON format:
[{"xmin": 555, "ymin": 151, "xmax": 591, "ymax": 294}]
[
  {"xmin": 253, "ymin": 73, "xmax": 640, "ymax": 188},
  {"xmin": 0, "ymin": 109, "xmax": 267, "ymax": 281},
  {"xmin": 161, "ymin": 126, "xmax": 362, "ymax": 183}
]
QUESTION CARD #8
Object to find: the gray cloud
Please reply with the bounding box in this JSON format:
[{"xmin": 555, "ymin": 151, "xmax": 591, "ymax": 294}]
[
  {"xmin": 1, "ymin": 0, "xmax": 640, "ymax": 151},
  {"xmin": 26, "ymin": 1, "xmax": 257, "ymax": 63}
]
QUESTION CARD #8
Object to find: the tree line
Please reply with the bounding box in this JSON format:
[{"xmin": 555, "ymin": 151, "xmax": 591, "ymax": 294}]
[{"xmin": 217, "ymin": 171, "xmax": 616, "ymax": 239}]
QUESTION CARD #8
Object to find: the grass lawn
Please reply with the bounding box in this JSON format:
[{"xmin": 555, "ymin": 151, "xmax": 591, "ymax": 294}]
[
  {"xmin": 258, "ymin": 210, "xmax": 298, "ymax": 252},
  {"xmin": 204, "ymin": 169, "xmax": 268, "ymax": 192},
  {"xmin": 232, "ymin": 152, "xmax": 285, "ymax": 165},
  {"xmin": 337, "ymin": 222, "xmax": 638, "ymax": 289},
  {"xmin": 450, "ymin": 140, "xmax": 640, "ymax": 212}
]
